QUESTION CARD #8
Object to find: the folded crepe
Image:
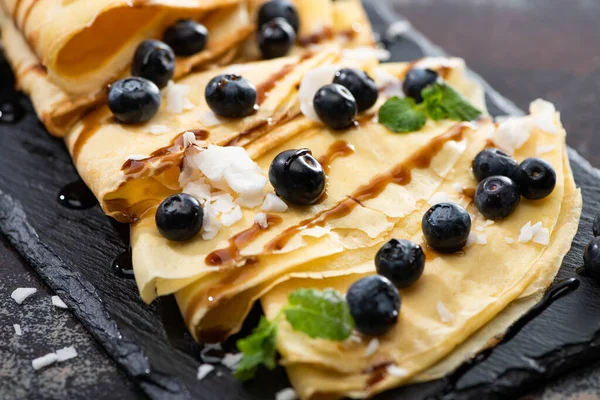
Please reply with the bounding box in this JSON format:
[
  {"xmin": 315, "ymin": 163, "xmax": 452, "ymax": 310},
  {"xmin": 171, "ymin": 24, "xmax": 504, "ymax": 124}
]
[{"xmin": 0, "ymin": 0, "xmax": 253, "ymax": 136}]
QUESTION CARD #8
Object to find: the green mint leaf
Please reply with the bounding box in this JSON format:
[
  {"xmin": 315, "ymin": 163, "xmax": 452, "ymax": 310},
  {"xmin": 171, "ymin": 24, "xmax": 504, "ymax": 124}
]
[
  {"xmin": 422, "ymin": 83, "xmax": 482, "ymax": 122},
  {"xmin": 234, "ymin": 316, "xmax": 278, "ymax": 381},
  {"xmin": 284, "ymin": 288, "xmax": 354, "ymax": 341},
  {"xmin": 378, "ymin": 96, "xmax": 428, "ymax": 133}
]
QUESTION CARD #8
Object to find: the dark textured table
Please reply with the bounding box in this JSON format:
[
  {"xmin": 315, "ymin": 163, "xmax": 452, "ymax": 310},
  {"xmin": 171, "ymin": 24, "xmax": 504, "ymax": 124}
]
[{"xmin": 2, "ymin": 1, "xmax": 600, "ymax": 399}]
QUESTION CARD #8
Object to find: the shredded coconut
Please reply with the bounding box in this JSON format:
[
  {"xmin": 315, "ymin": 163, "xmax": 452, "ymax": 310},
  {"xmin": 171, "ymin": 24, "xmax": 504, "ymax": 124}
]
[
  {"xmin": 537, "ymin": 145, "xmax": 556, "ymax": 155},
  {"xmin": 11, "ymin": 288, "xmax": 37, "ymax": 304},
  {"xmin": 437, "ymin": 301, "xmax": 454, "ymax": 323},
  {"xmin": 493, "ymin": 116, "xmax": 533, "ymax": 155},
  {"xmin": 198, "ymin": 110, "xmax": 224, "ymax": 127},
  {"xmin": 254, "ymin": 213, "xmax": 268, "ymax": 228},
  {"xmin": 220, "ymin": 206, "xmax": 243, "ymax": 227},
  {"xmin": 530, "ymin": 99, "xmax": 559, "ymax": 134},
  {"xmin": 364, "ymin": 338, "xmax": 380, "ymax": 357},
  {"xmin": 466, "ymin": 232, "xmax": 478, "ymax": 247},
  {"xmin": 221, "ymin": 353, "xmax": 243, "ymax": 370},
  {"xmin": 32, "ymin": 353, "xmax": 58, "ymax": 370},
  {"xmin": 56, "ymin": 346, "xmax": 77, "ymax": 362},
  {"xmin": 197, "ymin": 364, "xmax": 215, "ymax": 380},
  {"xmin": 505, "ymin": 237, "xmax": 515, "ymax": 244},
  {"xmin": 428, "ymin": 192, "xmax": 450, "ymax": 206},
  {"xmin": 342, "ymin": 46, "xmax": 390, "ymax": 62},
  {"xmin": 13, "ymin": 324, "xmax": 22, "ymax": 336},
  {"xmin": 127, "ymin": 154, "xmax": 148, "ymax": 161},
  {"xmin": 387, "ymin": 364, "xmax": 408, "ymax": 377},
  {"xmin": 476, "ymin": 234, "xmax": 487, "ymax": 245},
  {"xmin": 51, "ymin": 296, "xmax": 68, "ymax": 309},
  {"xmin": 484, "ymin": 220, "xmax": 495, "ymax": 227},
  {"xmin": 275, "ymin": 388, "xmax": 299, "ymax": 400},
  {"xmin": 166, "ymin": 82, "xmax": 191, "ymax": 114},
  {"xmin": 519, "ymin": 221, "xmax": 549, "ymax": 244},
  {"xmin": 261, "ymin": 194, "xmax": 288, "ymax": 212},
  {"xmin": 183, "ymin": 181, "xmax": 212, "ymax": 203},
  {"xmin": 182, "ymin": 131, "xmax": 198, "ymax": 147},
  {"xmin": 201, "ymin": 203, "xmax": 221, "ymax": 240},
  {"xmin": 452, "ymin": 183, "xmax": 464, "ymax": 193},
  {"xmin": 148, "ymin": 125, "xmax": 168, "ymax": 135},
  {"xmin": 299, "ymin": 65, "xmax": 344, "ymax": 121}
]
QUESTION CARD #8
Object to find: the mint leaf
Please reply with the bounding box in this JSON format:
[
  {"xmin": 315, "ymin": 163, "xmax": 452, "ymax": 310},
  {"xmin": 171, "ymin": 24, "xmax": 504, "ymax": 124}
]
[
  {"xmin": 378, "ymin": 96, "xmax": 428, "ymax": 133},
  {"xmin": 422, "ymin": 83, "xmax": 482, "ymax": 122},
  {"xmin": 284, "ymin": 288, "xmax": 354, "ymax": 341},
  {"xmin": 234, "ymin": 316, "xmax": 278, "ymax": 381}
]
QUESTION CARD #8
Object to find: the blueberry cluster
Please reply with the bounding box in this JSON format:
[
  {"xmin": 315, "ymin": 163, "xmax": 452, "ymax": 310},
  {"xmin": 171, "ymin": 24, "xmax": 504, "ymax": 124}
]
[
  {"xmin": 472, "ymin": 148, "xmax": 557, "ymax": 220},
  {"xmin": 256, "ymin": 0, "xmax": 299, "ymax": 59},
  {"xmin": 108, "ymin": 20, "xmax": 209, "ymax": 123}
]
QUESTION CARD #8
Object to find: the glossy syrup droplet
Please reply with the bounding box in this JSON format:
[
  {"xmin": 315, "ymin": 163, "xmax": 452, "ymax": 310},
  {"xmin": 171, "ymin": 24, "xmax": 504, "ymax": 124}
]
[
  {"xmin": 58, "ymin": 181, "xmax": 98, "ymax": 210},
  {"xmin": 0, "ymin": 99, "xmax": 25, "ymax": 124},
  {"xmin": 112, "ymin": 250, "xmax": 135, "ymax": 279}
]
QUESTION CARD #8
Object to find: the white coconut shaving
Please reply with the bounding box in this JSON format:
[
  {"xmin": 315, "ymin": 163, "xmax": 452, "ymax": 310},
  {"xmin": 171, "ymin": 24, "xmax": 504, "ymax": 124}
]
[
  {"xmin": 493, "ymin": 116, "xmax": 533, "ymax": 155},
  {"xmin": 201, "ymin": 203, "xmax": 221, "ymax": 240},
  {"xmin": 197, "ymin": 110, "xmax": 224, "ymax": 127},
  {"xmin": 182, "ymin": 131, "xmax": 198, "ymax": 148},
  {"xmin": 537, "ymin": 145, "xmax": 556, "ymax": 155},
  {"xmin": 52, "ymin": 296, "xmax": 68, "ymax": 309},
  {"xmin": 452, "ymin": 183, "xmax": 464, "ymax": 193},
  {"xmin": 372, "ymin": 67, "xmax": 404, "ymax": 99},
  {"xmin": 475, "ymin": 226, "xmax": 485, "ymax": 232},
  {"xmin": 466, "ymin": 232, "xmax": 478, "ymax": 247},
  {"xmin": 299, "ymin": 65, "xmax": 344, "ymax": 121},
  {"xmin": 275, "ymin": 388, "xmax": 299, "ymax": 400},
  {"xmin": 254, "ymin": 213, "xmax": 268, "ymax": 228},
  {"xmin": 476, "ymin": 234, "xmax": 488, "ymax": 245},
  {"xmin": 13, "ymin": 324, "xmax": 22, "ymax": 336},
  {"xmin": 32, "ymin": 353, "xmax": 58, "ymax": 370},
  {"xmin": 342, "ymin": 46, "xmax": 390, "ymax": 62},
  {"xmin": 221, "ymin": 353, "xmax": 243, "ymax": 370},
  {"xmin": 220, "ymin": 206, "xmax": 243, "ymax": 227},
  {"xmin": 148, "ymin": 125, "xmax": 169, "ymax": 135},
  {"xmin": 530, "ymin": 99, "xmax": 559, "ymax": 134},
  {"xmin": 261, "ymin": 194, "xmax": 288, "ymax": 212},
  {"xmin": 166, "ymin": 82, "xmax": 191, "ymax": 114},
  {"xmin": 236, "ymin": 193, "xmax": 265, "ymax": 208},
  {"xmin": 183, "ymin": 181, "xmax": 212, "ymax": 203},
  {"xmin": 200, "ymin": 343, "xmax": 223, "ymax": 363},
  {"xmin": 196, "ymin": 364, "xmax": 215, "ymax": 381},
  {"xmin": 126, "ymin": 154, "xmax": 148, "ymax": 161},
  {"xmin": 183, "ymin": 98, "xmax": 195, "ymax": 111},
  {"xmin": 56, "ymin": 346, "xmax": 78, "ymax": 362},
  {"xmin": 364, "ymin": 338, "xmax": 380, "ymax": 357},
  {"xmin": 386, "ymin": 364, "xmax": 408, "ymax": 377},
  {"xmin": 437, "ymin": 301, "xmax": 454, "ymax": 323},
  {"xmin": 484, "ymin": 220, "xmax": 495, "ymax": 227},
  {"xmin": 505, "ymin": 237, "xmax": 515, "ymax": 244},
  {"xmin": 518, "ymin": 221, "xmax": 549, "ymax": 245},
  {"xmin": 428, "ymin": 192, "xmax": 450, "ymax": 206},
  {"xmin": 211, "ymin": 193, "xmax": 236, "ymax": 213},
  {"xmin": 11, "ymin": 288, "xmax": 37, "ymax": 304}
]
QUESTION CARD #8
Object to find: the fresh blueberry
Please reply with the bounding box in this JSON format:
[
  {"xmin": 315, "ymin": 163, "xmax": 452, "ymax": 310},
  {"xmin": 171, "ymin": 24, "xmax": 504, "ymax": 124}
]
[
  {"xmin": 163, "ymin": 19, "xmax": 208, "ymax": 56},
  {"xmin": 402, "ymin": 68, "xmax": 439, "ymax": 103},
  {"xmin": 131, "ymin": 40, "xmax": 175, "ymax": 89},
  {"xmin": 513, "ymin": 158, "xmax": 556, "ymax": 200},
  {"xmin": 375, "ymin": 239, "xmax": 425, "ymax": 288},
  {"xmin": 584, "ymin": 237, "xmax": 600, "ymax": 281},
  {"xmin": 333, "ymin": 68, "xmax": 379, "ymax": 112},
  {"xmin": 269, "ymin": 149, "xmax": 326, "ymax": 205},
  {"xmin": 205, "ymin": 74, "xmax": 257, "ymax": 118},
  {"xmin": 108, "ymin": 77, "xmax": 161, "ymax": 124},
  {"xmin": 155, "ymin": 193, "xmax": 204, "ymax": 241},
  {"xmin": 257, "ymin": 18, "xmax": 296, "ymax": 59},
  {"xmin": 258, "ymin": 0, "xmax": 300, "ymax": 33},
  {"xmin": 313, "ymin": 83, "xmax": 357, "ymax": 130},
  {"xmin": 346, "ymin": 275, "xmax": 401, "ymax": 336},
  {"xmin": 422, "ymin": 203, "xmax": 471, "ymax": 252},
  {"xmin": 472, "ymin": 148, "xmax": 518, "ymax": 182},
  {"xmin": 474, "ymin": 176, "xmax": 521, "ymax": 220},
  {"xmin": 593, "ymin": 213, "xmax": 600, "ymax": 237}
]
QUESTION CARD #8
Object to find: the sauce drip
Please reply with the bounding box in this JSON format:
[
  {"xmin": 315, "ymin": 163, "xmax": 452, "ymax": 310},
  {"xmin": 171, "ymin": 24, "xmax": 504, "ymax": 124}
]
[
  {"xmin": 255, "ymin": 63, "xmax": 296, "ymax": 105},
  {"xmin": 318, "ymin": 140, "xmax": 355, "ymax": 175},
  {"xmin": 298, "ymin": 27, "xmax": 334, "ymax": 47},
  {"xmin": 265, "ymin": 123, "xmax": 471, "ymax": 252},
  {"xmin": 71, "ymin": 107, "xmax": 112, "ymax": 163},
  {"xmin": 462, "ymin": 187, "xmax": 476, "ymax": 199},
  {"xmin": 58, "ymin": 181, "xmax": 98, "ymax": 210},
  {"xmin": 205, "ymin": 214, "xmax": 283, "ymax": 266},
  {"xmin": 111, "ymin": 250, "xmax": 135, "ymax": 279}
]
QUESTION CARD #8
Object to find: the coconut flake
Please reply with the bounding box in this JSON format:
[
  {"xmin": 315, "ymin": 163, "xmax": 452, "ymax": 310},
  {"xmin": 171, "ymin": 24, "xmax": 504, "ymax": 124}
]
[
  {"xmin": 220, "ymin": 206, "xmax": 243, "ymax": 227},
  {"xmin": 276, "ymin": 388, "xmax": 299, "ymax": 400},
  {"xmin": 236, "ymin": 193, "xmax": 265, "ymax": 208},
  {"xmin": 387, "ymin": 364, "xmax": 408, "ymax": 377},
  {"xmin": 493, "ymin": 116, "xmax": 533, "ymax": 155},
  {"xmin": 537, "ymin": 145, "xmax": 556, "ymax": 154},
  {"xmin": 530, "ymin": 99, "xmax": 559, "ymax": 134},
  {"xmin": 13, "ymin": 324, "xmax": 22, "ymax": 336},
  {"xmin": 262, "ymin": 194, "xmax": 288, "ymax": 212},
  {"xmin": 373, "ymin": 68, "xmax": 404, "ymax": 99},
  {"xmin": 198, "ymin": 110, "xmax": 225, "ymax": 127},
  {"xmin": 428, "ymin": 192, "xmax": 450, "ymax": 206},
  {"xmin": 221, "ymin": 353, "xmax": 243, "ymax": 370},
  {"xmin": 505, "ymin": 237, "xmax": 515, "ymax": 244},
  {"xmin": 364, "ymin": 338, "xmax": 380, "ymax": 357},
  {"xmin": 52, "ymin": 296, "xmax": 68, "ymax": 309},
  {"xmin": 183, "ymin": 98, "xmax": 195, "ymax": 111},
  {"xmin": 127, "ymin": 154, "xmax": 148, "ymax": 161},
  {"xmin": 211, "ymin": 193, "xmax": 236, "ymax": 213},
  {"xmin": 484, "ymin": 220, "xmax": 495, "ymax": 227},
  {"xmin": 200, "ymin": 343, "xmax": 223, "ymax": 363},
  {"xmin": 148, "ymin": 125, "xmax": 169, "ymax": 135},
  {"xmin": 518, "ymin": 221, "xmax": 534, "ymax": 243},
  {"xmin": 56, "ymin": 346, "xmax": 77, "ymax": 362},
  {"xmin": 183, "ymin": 131, "xmax": 198, "ymax": 147},
  {"xmin": 475, "ymin": 226, "xmax": 485, "ymax": 232},
  {"xmin": 466, "ymin": 232, "xmax": 478, "ymax": 247},
  {"xmin": 437, "ymin": 301, "xmax": 454, "ymax": 323},
  {"xmin": 11, "ymin": 288, "xmax": 37, "ymax": 304},
  {"xmin": 476, "ymin": 234, "xmax": 487, "ymax": 245},
  {"xmin": 201, "ymin": 203, "xmax": 221, "ymax": 240},
  {"xmin": 299, "ymin": 65, "xmax": 343, "ymax": 121},
  {"xmin": 183, "ymin": 181, "xmax": 212, "ymax": 203},
  {"xmin": 342, "ymin": 46, "xmax": 390, "ymax": 62},
  {"xmin": 452, "ymin": 183, "xmax": 464, "ymax": 193},
  {"xmin": 196, "ymin": 364, "xmax": 215, "ymax": 380},
  {"xmin": 254, "ymin": 213, "xmax": 268, "ymax": 228},
  {"xmin": 166, "ymin": 82, "xmax": 191, "ymax": 114},
  {"xmin": 32, "ymin": 353, "xmax": 58, "ymax": 370},
  {"xmin": 533, "ymin": 226, "xmax": 550, "ymax": 245}
]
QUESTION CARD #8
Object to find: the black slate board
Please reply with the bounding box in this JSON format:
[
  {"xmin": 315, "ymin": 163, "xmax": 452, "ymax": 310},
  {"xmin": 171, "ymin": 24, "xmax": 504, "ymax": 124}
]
[{"xmin": 1, "ymin": 1, "xmax": 599, "ymax": 399}]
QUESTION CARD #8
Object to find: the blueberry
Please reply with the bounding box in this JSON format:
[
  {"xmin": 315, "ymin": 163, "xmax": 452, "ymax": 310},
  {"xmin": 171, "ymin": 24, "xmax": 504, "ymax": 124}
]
[
  {"xmin": 422, "ymin": 203, "xmax": 471, "ymax": 253},
  {"xmin": 346, "ymin": 275, "xmax": 401, "ymax": 336},
  {"xmin": 131, "ymin": 40, "xmax": 175, "ymax": 89},
  {"xmin": 593, "ymin": 214, "xmax": 600, "ymax": 237},
  {"xmin": 313, "ymin": 83, "xmax": 357, "ymax": 130},
  {"xmin": 402, "ymin": 68, "xmax": 439, "ymax": 103},
  {"xmin": 472, "ymin": 148, "xmax": 518, "ymax": 182},
  {"xmin": 258, "ymin": 0, "xmax": 300, "ymax": 33},
  {"xmin": 513, "ymin": 158, "xmax": 556, "ymax": 200},
  {"xmin": 375, "ymin": 239, "xmax": 425, "ymax": 288},
  {"xmin": 205, "ymin": 74, "xmax": 257, "ymax": 118},
  {"xmin": 155, "ymin": 193, "xmax": 204, "ymax": 241},
  {"xmin": 333, "ymin": 68, "xmax": 379, "ymax": 112},
  {"xmin": 268, "ymin": 149, "xmax": 326, "ymax": 205},
  {"xmin": 474, "ymin": 176, "xmax": 521, "ymax": 220},
  {"xmin": 584, "ymin": 237, "xmax": 600, "ymax": 281},
  {"xmin": 108, "ymin": 77, "xmax": 161, "ymax": 124},
  {"xmin": 163, "ymin": 19, "xmax": 208, "ymax": 56},
  {"xmin": 257, "ymin": 18, "xmax": 296, "ymax": 59}
]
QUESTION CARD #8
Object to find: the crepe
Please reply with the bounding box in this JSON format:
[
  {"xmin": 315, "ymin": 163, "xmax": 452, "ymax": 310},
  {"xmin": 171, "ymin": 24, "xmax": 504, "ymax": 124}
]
[{"xmin": 0, "ymin": 0, "xmax": 253, "ymax": 136}]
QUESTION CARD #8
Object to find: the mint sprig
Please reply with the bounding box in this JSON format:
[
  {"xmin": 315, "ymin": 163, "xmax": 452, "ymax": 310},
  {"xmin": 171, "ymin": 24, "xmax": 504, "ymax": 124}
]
[
  {"xmin": 234, "ymin": 288, "xmax": 354, "ymax": 381},
  {"xmin": 378, "ymin": 82, "xmax": 482, "ymax": 133}
]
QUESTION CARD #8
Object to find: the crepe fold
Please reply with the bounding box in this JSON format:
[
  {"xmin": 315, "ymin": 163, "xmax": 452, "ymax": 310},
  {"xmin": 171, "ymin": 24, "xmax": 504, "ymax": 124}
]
[{"xmin": 0, "ymin": 0, "xmax": 253, "ymax": 136}]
